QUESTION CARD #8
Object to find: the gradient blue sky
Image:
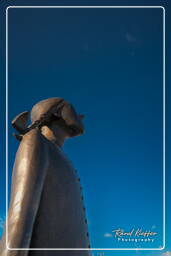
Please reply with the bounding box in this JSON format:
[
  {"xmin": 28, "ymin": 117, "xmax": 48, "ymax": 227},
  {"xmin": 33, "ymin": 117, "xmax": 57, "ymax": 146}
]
[{"xmin": 0, "ymin": 1, "xmax": 170, "ymax": 256}]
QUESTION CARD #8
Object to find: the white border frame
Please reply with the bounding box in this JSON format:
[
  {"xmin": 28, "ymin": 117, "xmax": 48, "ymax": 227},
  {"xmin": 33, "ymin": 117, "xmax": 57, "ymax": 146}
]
[{"xmin": 6, "ymin": 5, "xmax": 165, "ymax": 251}]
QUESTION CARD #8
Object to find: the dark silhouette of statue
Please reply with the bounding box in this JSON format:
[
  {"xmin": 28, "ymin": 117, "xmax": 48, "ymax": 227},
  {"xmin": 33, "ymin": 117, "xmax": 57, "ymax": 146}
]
[{"xmin": 0, "ymin": 98, "xmax": 91, "ymax": 256}]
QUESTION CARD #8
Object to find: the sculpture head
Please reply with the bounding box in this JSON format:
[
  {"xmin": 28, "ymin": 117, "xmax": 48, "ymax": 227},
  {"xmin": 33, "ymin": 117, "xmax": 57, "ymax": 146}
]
[
  {"xmin": 12, "ymin": 98, "xmax": 85, "ymax": 142},
  {"xmin": 31, "ymin": 98, "xmax": 84, "ymax": 138}
]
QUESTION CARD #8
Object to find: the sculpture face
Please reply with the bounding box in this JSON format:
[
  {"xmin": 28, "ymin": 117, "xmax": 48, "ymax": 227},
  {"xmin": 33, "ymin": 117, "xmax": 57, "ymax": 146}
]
[{"xmin": 56, "ymin": 105, "xmax": 84, "ymax": 137}]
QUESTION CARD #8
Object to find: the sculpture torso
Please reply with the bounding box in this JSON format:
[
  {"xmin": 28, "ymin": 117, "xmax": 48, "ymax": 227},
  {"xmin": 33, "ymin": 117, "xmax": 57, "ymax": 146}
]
[
  {"xmin": 29, "ymin": 138, "xmax": 90, "ymax": 251},
  {"xmin": 0, "ymin": 97, "xmax": 90, "ymax": 256},
  {"xmin": 0, "ymin": 129, "xmax": 91, "ymax": 256}
]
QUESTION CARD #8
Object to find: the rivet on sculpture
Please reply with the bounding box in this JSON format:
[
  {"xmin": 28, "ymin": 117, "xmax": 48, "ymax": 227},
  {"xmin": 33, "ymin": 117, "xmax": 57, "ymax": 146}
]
[{"xmin": 0, "ymin": 98, "xmax": 91, "ymax": 256}]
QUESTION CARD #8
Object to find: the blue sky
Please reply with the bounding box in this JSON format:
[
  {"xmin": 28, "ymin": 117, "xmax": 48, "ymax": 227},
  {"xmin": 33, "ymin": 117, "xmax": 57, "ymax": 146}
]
[{"xmin": 0, "ymin": 1, "xmax": 171, "ymax": 256}]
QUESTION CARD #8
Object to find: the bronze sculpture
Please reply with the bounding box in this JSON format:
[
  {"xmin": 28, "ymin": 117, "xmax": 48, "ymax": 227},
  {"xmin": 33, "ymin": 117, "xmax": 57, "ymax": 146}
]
[{"xmin": 0, "ymin": 98, "xmax": 91, "ymax": 256}]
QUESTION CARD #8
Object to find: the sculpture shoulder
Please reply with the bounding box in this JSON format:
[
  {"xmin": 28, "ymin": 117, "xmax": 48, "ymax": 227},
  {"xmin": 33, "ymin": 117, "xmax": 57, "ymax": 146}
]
[
  {"xmin": 21, "ymin": 129, "xmax": 61, "ymax": 156},
  {"xmin": 16, "ymin": 129, "xmax": 56, "ymax": 166},
  {"xmin": 14, "ymin": 129, "xmax": 50, "ymax": 173},
  {"xmin": 21, "ymin": 129, "xmax": 48, "ymax": 148},
  {"xmin": 15, "ymin": 129, "xmax": 50, "ymax": 163}
]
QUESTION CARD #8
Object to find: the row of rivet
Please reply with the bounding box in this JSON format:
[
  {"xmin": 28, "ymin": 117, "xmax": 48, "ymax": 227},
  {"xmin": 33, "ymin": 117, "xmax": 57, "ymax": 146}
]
[{"xmin": 77, "ymin": 172, "xmax": 91, "ymax": 248}]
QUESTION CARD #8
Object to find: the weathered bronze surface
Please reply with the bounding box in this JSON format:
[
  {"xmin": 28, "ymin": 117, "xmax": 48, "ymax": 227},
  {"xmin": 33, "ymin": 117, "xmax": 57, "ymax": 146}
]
[{"xmin": 0, "ymin": 98, "xmax": 91, "ymax": 256}]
